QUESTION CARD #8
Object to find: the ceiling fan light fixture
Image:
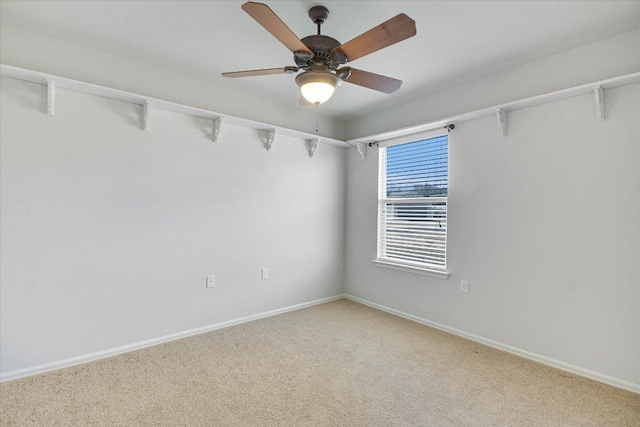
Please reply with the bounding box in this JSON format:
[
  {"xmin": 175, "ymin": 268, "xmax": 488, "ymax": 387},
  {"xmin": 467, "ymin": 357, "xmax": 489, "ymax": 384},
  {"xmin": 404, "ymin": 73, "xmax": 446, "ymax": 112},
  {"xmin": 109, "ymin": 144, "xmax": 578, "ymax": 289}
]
[
  {"xmin": 300, "ymin": 81, "xmax": 335, "ymax": 105},
  {"xmin": 223, "ymin": 3, "xmax": 416, "ymax": 106},
  {"xmin": 296, "ymin": 69, "xmax": 341, "ymax": 105}
]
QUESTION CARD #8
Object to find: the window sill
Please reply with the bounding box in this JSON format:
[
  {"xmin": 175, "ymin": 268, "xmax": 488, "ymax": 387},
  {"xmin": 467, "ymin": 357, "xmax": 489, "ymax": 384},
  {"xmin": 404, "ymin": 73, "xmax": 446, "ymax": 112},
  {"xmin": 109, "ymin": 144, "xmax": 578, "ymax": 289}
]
[{"xmin": 372, "ymin": 259, "xmax": 450, "ymax": 279}]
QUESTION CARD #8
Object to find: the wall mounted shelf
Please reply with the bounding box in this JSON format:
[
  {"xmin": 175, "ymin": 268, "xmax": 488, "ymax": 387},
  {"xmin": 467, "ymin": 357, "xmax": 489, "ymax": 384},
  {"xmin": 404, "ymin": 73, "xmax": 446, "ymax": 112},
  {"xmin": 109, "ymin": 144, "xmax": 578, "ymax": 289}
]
[
  {"xmin": 348, "ymin": 71, "xmax": 640, "ymax": 146},
  {"xmin": 2, "ymin": 64, "xmax": 638, "ymax": 153},
  {"xmin": 0, "ymin": 64, "xmax": 349, "ymax": 148}
]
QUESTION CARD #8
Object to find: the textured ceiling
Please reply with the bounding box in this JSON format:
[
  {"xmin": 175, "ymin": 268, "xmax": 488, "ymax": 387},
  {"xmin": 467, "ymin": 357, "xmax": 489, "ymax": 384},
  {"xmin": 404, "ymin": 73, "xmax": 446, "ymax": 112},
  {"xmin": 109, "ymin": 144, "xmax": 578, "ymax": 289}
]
[{"xmin": 1, "ymin": 1, "xmax": 639, "ymax": 120}]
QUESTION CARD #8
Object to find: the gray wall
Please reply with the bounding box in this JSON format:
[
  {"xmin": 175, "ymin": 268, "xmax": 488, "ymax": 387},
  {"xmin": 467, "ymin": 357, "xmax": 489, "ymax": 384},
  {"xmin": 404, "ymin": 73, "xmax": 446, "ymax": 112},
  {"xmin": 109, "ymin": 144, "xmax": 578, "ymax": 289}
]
[
  {"xmin": 0, "ymin": 77, "xmax": 346, "ymax": 373},
  {"xmin": 1, "ymin": 24, "xmax": 638, "ymax": 388},
  {"xmin": 346, "ymin": 30, "xmax": 640, "ymax": 140},
  {"xmin": 0, "ymin": 25, "xmax": 347, "ymax": 141},
  {"xmin": 345, "ymin": 83, "xmax": 640, "ymax": 385}
]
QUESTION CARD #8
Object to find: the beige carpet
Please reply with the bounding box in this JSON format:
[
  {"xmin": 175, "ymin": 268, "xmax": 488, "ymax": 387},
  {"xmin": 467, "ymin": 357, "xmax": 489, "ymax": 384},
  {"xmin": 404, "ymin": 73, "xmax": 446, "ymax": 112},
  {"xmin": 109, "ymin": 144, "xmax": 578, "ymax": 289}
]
[{"xmin": 1, "ymin": 299, "xmax": 639, "ymax": 426}]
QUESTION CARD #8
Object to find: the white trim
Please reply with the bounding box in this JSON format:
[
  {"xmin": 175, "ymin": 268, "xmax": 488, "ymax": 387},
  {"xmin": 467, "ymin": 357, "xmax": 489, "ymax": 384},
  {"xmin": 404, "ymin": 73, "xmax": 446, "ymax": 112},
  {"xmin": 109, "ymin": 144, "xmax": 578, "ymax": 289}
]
[
  {"xmin": 373, "ymin": 259, "xmax": 450, "ymax": 278},
  {"xmin": 377, "ymin": 134, "xmax": 449, "ymax": 272},
  {"xmin": 3, "ymin": 293, "xmax": 637, "ymax": 394},
  {"xmin": 6, "ymin": 64, "xmax": 637, "ymax": 150},
  {"xmin": 0, "ymin": 64, "xmax": 349, "ymax": 148},
  {"xmin": 345, "ymin": 295, "xmax": 640, "ymax": 395},
  {"xmin": 348, "ymin": 72, "xmax": 640, "ymax": 145},
  {"xmin": 0, "ymin": 294, "xmax": 346, "ymax": 382}
]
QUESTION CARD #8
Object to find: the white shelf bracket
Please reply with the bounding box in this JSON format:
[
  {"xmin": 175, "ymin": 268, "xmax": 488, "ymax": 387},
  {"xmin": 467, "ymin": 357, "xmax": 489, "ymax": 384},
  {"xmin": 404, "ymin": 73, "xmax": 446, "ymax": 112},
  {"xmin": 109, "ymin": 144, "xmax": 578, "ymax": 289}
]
[
  {"xmin": 142, "ymin": 101, "xmax": 151, "ymax": 131},
  {"xmin": 308, "ymin": 138, "xmax": 320, "ymax": 158},
  {"xmin": 593, "ymin": 86, "xmax": 604, "ymax": 121},
  {"xmin": 496, "ymin": 109, "xmax": 507, "ymax": 137},
  {"xmin": 212, "ymin": 117, "xmax": 221, "ymax": 142},
  {"xmin": 356, "ymin": 142, "xmax": 367, "ymax": 161},
  {"xmin": 46, "ymin": 79, "xmax": 55, "ymax": 116},
  {"xmin": 264, "ymin": 128, "xmax": 275, "ymax": 151}
]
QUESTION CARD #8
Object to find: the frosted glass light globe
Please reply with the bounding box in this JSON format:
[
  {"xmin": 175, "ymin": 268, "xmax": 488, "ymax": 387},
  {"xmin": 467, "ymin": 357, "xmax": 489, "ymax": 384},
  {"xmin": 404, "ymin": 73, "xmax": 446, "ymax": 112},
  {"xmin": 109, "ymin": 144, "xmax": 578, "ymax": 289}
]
[
  {"xmin": 301, "ymin": 81, "xmax": 336, "ymax": 105},
  {"xmin": 296, "ymin": 67, "xmax": 341, "ymax": 105}
]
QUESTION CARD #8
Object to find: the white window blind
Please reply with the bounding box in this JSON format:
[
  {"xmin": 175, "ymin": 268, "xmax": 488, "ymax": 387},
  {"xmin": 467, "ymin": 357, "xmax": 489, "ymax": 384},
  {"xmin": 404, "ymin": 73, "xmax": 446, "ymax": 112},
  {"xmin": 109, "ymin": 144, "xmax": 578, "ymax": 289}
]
[{"xmin": 378, "ymin": 134, "xmax": 448, "ymax": 271}]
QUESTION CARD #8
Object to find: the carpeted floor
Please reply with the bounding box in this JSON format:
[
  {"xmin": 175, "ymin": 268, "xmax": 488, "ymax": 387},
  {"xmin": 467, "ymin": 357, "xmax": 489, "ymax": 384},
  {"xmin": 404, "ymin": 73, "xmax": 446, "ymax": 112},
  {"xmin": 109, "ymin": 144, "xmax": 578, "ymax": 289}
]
[{"xmin": 1, "ymin": 299, "xmax": 639, "ymax": 426}]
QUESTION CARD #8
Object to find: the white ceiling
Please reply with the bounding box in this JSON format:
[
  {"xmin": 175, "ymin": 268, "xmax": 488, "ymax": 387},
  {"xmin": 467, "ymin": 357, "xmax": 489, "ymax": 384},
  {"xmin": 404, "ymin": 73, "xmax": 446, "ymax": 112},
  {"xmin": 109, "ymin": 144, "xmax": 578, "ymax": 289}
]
[{"xmin": 1, "ymin": 1, "xmax": 639, "ymax": 121}]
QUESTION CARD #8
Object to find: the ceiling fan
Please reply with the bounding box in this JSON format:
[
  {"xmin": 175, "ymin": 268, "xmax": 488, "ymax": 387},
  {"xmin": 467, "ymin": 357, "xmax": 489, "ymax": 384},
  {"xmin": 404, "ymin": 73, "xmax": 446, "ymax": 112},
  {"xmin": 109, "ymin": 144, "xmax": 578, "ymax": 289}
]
[{"xmin": 222, "ymin": 2, "xmax": 416, "ymax": 106}]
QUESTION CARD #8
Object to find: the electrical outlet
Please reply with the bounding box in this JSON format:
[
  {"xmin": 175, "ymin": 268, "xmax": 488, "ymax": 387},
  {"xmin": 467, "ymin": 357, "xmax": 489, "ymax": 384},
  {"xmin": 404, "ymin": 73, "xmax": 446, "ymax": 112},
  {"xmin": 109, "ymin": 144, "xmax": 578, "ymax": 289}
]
[
  {"xmin": 206, "ymin": 275, "xmax": 215, "ymax": 288},
  {"xmin": 261, "ymin": 268, "xmax": 269, "ymax": 280},
  {"xmin": 460, "ymin": 280, "xmax": 469, "ymax": 293}
]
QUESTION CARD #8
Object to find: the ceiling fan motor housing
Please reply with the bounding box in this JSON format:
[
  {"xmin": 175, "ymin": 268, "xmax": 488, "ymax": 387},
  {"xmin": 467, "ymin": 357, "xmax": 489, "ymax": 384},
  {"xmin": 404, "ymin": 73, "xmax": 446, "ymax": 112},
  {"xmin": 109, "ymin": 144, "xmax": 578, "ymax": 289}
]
[
  {"xmin": 293, "ymin": 6, "xmax": 348, "ymax": 70},
  {"xmin": 295, "ymin": 64, "xmax": 342, "ymax": 89},
  {"xmin": 297, "ymin": 35, "xmax": 341, "ymax": 67}
]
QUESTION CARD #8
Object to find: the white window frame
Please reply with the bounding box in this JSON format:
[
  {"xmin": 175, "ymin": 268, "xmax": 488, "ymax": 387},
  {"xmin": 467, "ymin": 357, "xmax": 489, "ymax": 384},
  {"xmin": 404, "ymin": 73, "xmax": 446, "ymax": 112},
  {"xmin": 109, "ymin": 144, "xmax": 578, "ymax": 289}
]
[{"xmin": 373, "ymin": 130, "xmax": 450, "ymax": 279}]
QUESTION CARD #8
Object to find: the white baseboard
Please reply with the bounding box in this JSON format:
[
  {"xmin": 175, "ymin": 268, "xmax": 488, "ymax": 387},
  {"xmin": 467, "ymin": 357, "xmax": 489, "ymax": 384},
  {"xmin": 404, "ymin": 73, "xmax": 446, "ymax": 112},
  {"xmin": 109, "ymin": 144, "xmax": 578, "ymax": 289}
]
[
  {"xmin": 4, "ymin": 293, "xmax": 638, "ymax": 395},
  {"xmin": 0, "ymin": 294, "xmax": 346, "ymax": 382},
  {"xmin": 345, "ymin": 294, "xmax": 640, "ymax": 395}
]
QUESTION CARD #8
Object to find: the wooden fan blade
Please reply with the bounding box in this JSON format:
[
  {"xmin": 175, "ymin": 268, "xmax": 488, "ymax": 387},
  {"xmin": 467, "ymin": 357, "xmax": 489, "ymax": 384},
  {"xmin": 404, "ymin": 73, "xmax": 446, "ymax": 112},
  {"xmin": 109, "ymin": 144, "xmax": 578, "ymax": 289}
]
[
  {"xmin": 332, "ymin": 14, "xmax": 416, "ymax": 62},
  {"xmin": 242, "ymin": 2, "xmax": 313, "ymax": 54},
  {"xmin": 222, "ymin": 66, "xmax": 298, "ymax": 78},
  {"xmin": 342, "ymin": 68, "xmax": 402, "ymax": 94}
]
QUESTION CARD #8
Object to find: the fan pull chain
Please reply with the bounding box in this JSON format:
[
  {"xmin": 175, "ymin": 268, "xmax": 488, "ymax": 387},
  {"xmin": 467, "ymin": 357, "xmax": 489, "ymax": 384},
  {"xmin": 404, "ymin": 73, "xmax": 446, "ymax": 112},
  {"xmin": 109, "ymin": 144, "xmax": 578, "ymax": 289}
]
[{"xmin": 315, "ymin": 105, "xmax": 319, "ymax": 134}]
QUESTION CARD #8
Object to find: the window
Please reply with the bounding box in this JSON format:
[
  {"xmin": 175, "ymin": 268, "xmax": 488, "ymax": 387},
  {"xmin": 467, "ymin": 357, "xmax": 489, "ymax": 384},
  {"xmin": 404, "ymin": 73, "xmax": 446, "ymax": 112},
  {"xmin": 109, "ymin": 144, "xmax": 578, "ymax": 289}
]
[{"xmin": 376, "ymin": 133, "xmax": 449, "ymax": 277}]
